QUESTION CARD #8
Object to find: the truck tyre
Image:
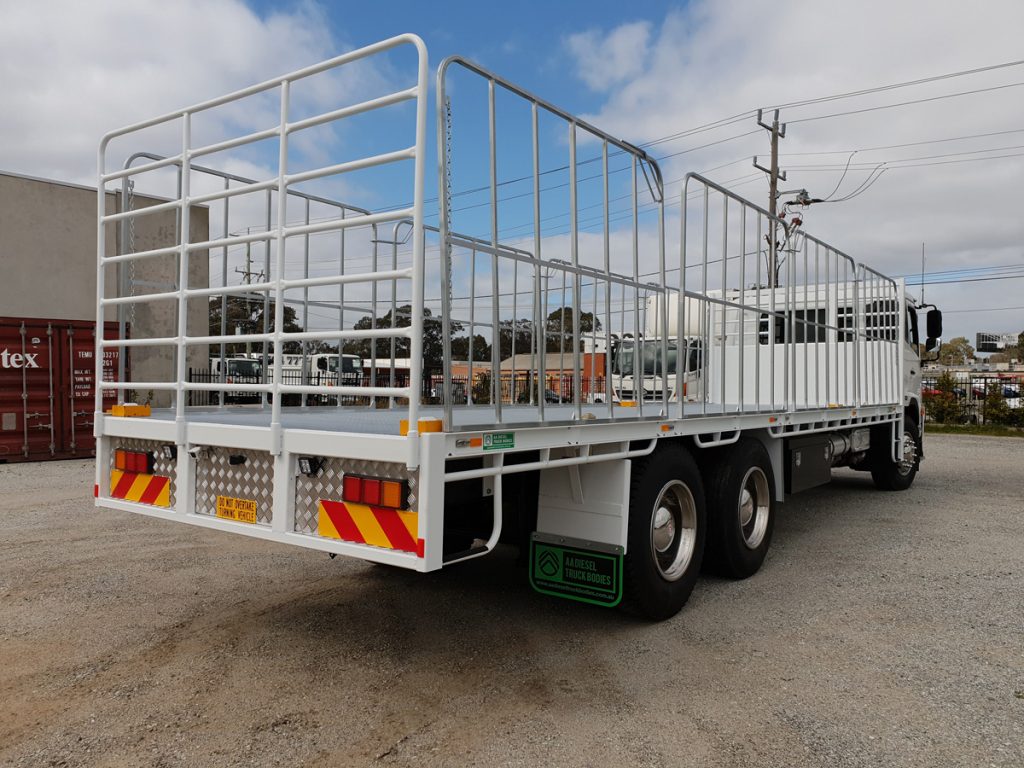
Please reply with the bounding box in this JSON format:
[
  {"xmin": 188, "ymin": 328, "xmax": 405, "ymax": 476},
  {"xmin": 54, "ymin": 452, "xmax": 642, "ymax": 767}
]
[
  {"xmin": 870, "ymin": 420, "xmax": 919, "ymax": 491},
  {"xmin": 704, "ymin": 439, "xmax": 776, "ymax": 579},
  {"xmin": 622, "ymin": 444, "xmax": 706, "ymax": 621}
]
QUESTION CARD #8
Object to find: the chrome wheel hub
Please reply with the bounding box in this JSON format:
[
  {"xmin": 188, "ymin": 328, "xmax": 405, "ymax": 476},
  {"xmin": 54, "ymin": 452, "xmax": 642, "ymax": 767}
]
[
  {"xmin": 897, "ymin": 431, "xmax": 918, "ymax": 476},
  {"xmin": 738, "ymin": 467, "xmax": 770, "ymax": 550},
  {"xmin": 650, "ymin": 480, "xmax": 697, "ymax": 582}
]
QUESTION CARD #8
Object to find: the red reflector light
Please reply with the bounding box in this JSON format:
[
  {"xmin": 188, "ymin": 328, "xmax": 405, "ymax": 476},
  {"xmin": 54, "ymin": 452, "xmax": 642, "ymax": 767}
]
[
  {"xmin": 93, "ymin": 483, "xmax": 99, "ymax": 498},
  {"xmin": 342, "ymin": 475, "xmax": 362, "ymax": 502},
  {"xmin": 362, "ymin": 478, "xmax": 381, "ymax": 506}
]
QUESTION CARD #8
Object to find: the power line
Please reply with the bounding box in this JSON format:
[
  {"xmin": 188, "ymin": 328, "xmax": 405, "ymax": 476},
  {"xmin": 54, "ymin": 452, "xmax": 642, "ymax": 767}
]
[
  {"xmin": 786, "ymin": 142, "xmax": 1024, "ymax": 169},
  {"xmin": 895, "ymin": 262, "xmax": 1024, "ymax": 279},
  {"xmin": 638, "ymin": 113, "xmax": 756, "ymax": 149},
  {"xmin": 778, "ymin": 127, "xmax": 1024, "ymax": 157},
  {"xmin": 642, "ymin": 59, "xmax": 1024, "ymax": 151},
  {"xmin": 765, "ymin": 58, "xmax": 1024, "ymax": 112},
  {"xmin": 944, "ymin": 305, "xmax": 1024, "ymax": 314},
  {"xmin": 908, "ymin": 273, "xmax": 1024, "ymax": 286},
  {"xmin": 788, "ymin": 81, "xmax": 1024, "ymax": 125},
  {"xmin": 792, "ymin": 150, "xmax": 1024, "ymax": 173}
]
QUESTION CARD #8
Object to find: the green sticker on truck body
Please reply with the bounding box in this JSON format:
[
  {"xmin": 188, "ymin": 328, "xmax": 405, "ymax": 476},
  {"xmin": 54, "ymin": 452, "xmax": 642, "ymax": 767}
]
[
  {"xmin": 482, "ymin": 432, "xmax": 514, "ymax": 450},
  {"xmin": 529, "ymin": 535, "xmax": 623, "ymax": 608}
]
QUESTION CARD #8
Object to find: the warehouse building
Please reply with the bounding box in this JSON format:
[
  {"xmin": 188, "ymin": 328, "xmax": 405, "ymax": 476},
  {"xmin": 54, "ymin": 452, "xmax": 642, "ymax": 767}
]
[{"xmin": 0, "ymin": 170, "xmax": 209, "ymax": 461}]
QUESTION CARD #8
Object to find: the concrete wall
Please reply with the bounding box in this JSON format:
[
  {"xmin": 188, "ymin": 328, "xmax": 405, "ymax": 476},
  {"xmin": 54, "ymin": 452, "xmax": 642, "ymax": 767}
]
[{"xmin": 0, "ymin": 171, "xmax": 209, "ymax": 407}]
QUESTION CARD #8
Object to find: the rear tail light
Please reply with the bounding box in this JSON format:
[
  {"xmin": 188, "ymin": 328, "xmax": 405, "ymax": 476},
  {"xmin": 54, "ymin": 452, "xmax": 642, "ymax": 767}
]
[
  {"xmin": 341, "ymin": 474, "xmax": 407, "ymax": 509},
  {"xmin": 380, "ymin": 481, "xmax": 403, "ymax": 509},
  {"xmin": 362, "ymin": 479, "xmax": 381, "ymax": 506},
  {"xmin": 342, "ymin": 475, "xmax": 362, "ymax": 501},
  {"xmin": 115, "ymin": 449, "xmax": 154, "ymax": 474}
]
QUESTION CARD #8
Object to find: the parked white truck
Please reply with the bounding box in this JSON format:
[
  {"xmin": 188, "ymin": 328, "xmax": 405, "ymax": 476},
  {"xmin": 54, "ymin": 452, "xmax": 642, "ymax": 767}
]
[{"xmin": 94, "ymin": 35, "xmax": 941, "ymax": 620}]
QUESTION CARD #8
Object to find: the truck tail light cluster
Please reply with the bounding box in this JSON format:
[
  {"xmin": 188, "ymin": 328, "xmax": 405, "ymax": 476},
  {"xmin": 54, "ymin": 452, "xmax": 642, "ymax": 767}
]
[
  {"xmin": 114, "ymin": 449, "xmax": 154, "ymax": 474},
  {"xmin": 342, "ymin": 475, "xmax": 407, "ymax": 509}
]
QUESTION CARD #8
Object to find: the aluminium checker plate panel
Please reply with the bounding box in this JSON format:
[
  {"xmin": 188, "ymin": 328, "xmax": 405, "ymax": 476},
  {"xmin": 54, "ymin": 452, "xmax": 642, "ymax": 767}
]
[
  {"xmin": 293, "ymin": 458, "xmax": 419, "ymax": 535},
  {"xmin": 194, "ymin": 447, "xmax": 275, "ymax": 526},
  {"xmin": 108, "ymin": 437, "xmax": 177, "ymax": 508}
]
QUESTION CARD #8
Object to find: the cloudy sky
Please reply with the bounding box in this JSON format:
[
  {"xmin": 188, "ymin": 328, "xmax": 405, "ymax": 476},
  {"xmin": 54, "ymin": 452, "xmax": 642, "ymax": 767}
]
[{"xmin": 1, "ymin": 0, "xmax": 1022, "ymax": 344}]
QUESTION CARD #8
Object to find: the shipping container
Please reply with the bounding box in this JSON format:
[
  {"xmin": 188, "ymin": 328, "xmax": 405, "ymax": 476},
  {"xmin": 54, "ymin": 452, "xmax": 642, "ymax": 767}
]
[{"xmin": 0, "ymin": 317, "xmax": 122, "ymax": 462}]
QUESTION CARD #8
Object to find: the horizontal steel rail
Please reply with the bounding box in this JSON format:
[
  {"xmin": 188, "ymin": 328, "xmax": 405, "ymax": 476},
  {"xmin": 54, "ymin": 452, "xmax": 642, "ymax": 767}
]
[
  {"xmin": 444, "ymin": 439, "xmax": 658, "ymax": 483},
  {"xmin": 101, "ymin": 207, "xmax": 415, "ymax": 264},
  {"xmin": 99, "ymin": 268, "xmax": 415, "ymax": 307},
  {"xmin": 99, "ymin": 326, "xmax": 414, "ymax": 348}
]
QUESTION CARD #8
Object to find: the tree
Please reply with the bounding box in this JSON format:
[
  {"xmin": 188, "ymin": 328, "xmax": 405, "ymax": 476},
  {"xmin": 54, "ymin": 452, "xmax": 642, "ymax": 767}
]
[
  {"xmin": 927, "ymin": 371, "xmax": 961, "ymax": 424},
  {"xmin": 544, "ymin": 308, "xmax": 601, "ymax": 353},
  {"xmin": 983, "ymin": 382, "xmax": 1011, "ymax": 425},
  {"xmin": 937, "ymin": 336, "xmax": 975, "ymax": 367},
  {"xmin": 498, "ymin": 318, "xmax": 534, "ymax": 361},
  {"xmin": 350, "ymin": 305, "xmax": 462, "ymax": 371},
  {"xmin": 471, "ymin": 371, "xmax": 492, "ymax": 405},
  {"xmin": 208, "ymin": 296, "xmax": 305, "ymax": 355},
  {"xmin": 451, "ymin": 334, "xmax": 490, "ymax": 362}
]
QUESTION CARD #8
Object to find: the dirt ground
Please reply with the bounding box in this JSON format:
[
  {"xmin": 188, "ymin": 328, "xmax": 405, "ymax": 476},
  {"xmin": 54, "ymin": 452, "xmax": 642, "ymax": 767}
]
[{"xmin": 1, "ymin": 434, "xmax": 1021, "ymax": 767}]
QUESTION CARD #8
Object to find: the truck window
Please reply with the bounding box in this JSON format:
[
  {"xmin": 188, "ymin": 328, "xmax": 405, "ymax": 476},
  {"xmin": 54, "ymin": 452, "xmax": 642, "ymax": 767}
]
[
  {"xmin": 228, "ymin": 359, "xmax": 260, "ymax": 377},
  {"xmin": 837, "ymin": 306, "xmax": 854, "ymax": 342},
  {"xmin": 758, "ymin": 314, "xmax": 785, "ymax": 345},
  {"xmin": 865, "ymin": 300, "xmax": 899, "ymax": 342},
  {"xmin": 906, "ymin": 307, "xmax": 919, "ymax": 346},
  {"xmin": 793, "ymin": 309, "xmax": 826, "ymax": 344}
]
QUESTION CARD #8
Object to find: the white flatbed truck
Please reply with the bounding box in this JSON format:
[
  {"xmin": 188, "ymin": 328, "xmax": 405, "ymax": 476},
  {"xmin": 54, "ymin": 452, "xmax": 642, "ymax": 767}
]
[{"xmin": 94, "ymin": 34, "xmax": 942, "ymax": 619}]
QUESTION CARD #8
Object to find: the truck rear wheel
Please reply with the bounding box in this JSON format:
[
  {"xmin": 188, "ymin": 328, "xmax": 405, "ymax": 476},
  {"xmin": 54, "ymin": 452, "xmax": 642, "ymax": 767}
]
[
  {"xmin": 704, "ymin": 439, "xmax": 776, "ymax": 579},
  {"xmin": 870, "ymin": 420, "xmax": 919, "ymax": 491},
  {"xmin": 622, "ymin": 444, "xmax": 706, "ymax": 621}
]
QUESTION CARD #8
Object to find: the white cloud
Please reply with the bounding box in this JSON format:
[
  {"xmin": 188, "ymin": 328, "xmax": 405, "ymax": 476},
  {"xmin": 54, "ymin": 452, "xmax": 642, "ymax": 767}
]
[
  {"xmin": 0, "ymin": 0, "xmax": 370, "ymax": 185},
  {"xmin": 563, "ymin": 0, "xmax": 1024, "ymax": 342},
  {"xmin": 565, "ymin": 21, "xmax": 651, "ymax": 91}
]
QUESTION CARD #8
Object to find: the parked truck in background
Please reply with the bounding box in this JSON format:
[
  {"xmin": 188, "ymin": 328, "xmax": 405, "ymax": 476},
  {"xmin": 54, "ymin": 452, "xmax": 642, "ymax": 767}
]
[{"xmin": 93, "ymin": 35, "xmax": 942, "ymax": 621}]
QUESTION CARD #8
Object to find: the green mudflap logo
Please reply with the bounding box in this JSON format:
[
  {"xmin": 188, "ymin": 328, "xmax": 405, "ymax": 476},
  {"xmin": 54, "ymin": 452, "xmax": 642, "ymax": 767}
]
[{"xmin": 529, "ymin": 539, "xmax": 622, "ymax": 608}]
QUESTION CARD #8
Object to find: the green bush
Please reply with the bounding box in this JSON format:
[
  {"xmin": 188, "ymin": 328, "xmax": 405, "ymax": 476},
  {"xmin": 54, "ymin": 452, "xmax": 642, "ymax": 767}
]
[
  {"xmin": 983, "ymin": 383, "xmax": 1012, "ymax": 425},
  {"xmin": 927, "ymin": 371, "xmax": 963, "ymax": 424},
  {"xmin": 472, "ymin": 372, "xmax": 492, "ymax": 405}
]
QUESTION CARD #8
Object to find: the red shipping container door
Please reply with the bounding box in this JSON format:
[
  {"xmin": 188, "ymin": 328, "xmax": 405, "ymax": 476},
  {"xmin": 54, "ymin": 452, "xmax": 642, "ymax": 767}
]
[{"xmin": 0, "ymin": 318, "xmax": 122, "ymax": 463}]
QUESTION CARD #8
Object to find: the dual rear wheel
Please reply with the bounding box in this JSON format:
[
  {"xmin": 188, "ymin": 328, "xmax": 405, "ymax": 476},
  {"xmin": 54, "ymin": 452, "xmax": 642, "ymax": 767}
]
[{"xmin": 622, "ymin": 438, "xmax": 776, "ymax": 620}]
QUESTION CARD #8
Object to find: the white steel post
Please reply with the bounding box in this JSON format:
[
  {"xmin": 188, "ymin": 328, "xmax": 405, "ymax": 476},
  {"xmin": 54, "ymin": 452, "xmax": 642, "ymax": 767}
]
[
  {"xmin": 94, "ymin": 143, "xmax": 109, "ymax": 497},
  {"xmin": 418, "ymin": 431, "xmax": 446, "ymax": 572},
  {"xmin": 174, "ymin": 113, "xmax": 194, "ymax": 513},
  {"xmin": 406, "ymin": 37, "xmax": 428, "ymax": 469},
  {"xmin": 270, "ymin": 81, "xmax": 290, "ymax": 455}
]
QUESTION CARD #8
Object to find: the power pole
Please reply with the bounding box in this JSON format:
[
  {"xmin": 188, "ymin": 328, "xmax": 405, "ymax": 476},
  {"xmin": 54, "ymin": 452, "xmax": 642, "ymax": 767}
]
[
  {"xmin": 754, "ymin": 109, "xmax": 787, "ymax": 287},
  {"xmin": 920, "ymin": 242, "xmax": 926, "ymax": 305},
  {"xmin": 235, "ymin": 241, "xmax": 263, "ymax": 358}
]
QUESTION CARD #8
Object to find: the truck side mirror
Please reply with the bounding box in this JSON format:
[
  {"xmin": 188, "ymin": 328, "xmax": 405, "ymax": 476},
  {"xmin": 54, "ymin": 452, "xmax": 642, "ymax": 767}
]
[
  {"xmin": 316, "ymin": 357, "xmax": 327, "ymax": 371},
  {"xmin": 926, "ymin": 309, "xmax": 942, "ymax": 339},
  {"xmin": 926, "ymin": 337, "xmax": 939, "ymax": 352}
]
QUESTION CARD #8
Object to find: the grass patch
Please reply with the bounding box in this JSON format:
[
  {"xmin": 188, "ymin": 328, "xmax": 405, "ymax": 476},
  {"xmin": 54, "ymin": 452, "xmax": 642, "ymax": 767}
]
[{"xmin": 925, "ymin": 423, "xmax": 1024, "ymax": 438}]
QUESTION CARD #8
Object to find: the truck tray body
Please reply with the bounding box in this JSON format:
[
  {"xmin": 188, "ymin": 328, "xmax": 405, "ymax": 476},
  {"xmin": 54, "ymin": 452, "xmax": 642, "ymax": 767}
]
[{"xmin": 94, "ymin": 35, "xmax": 908, "ymax": 573}]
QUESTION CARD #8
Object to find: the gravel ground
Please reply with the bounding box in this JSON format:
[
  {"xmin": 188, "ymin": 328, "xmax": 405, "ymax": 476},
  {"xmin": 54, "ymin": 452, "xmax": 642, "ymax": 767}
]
[{"xmin": 0, "ymin": 434, "xmax": 1021, "ymax": 767}]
